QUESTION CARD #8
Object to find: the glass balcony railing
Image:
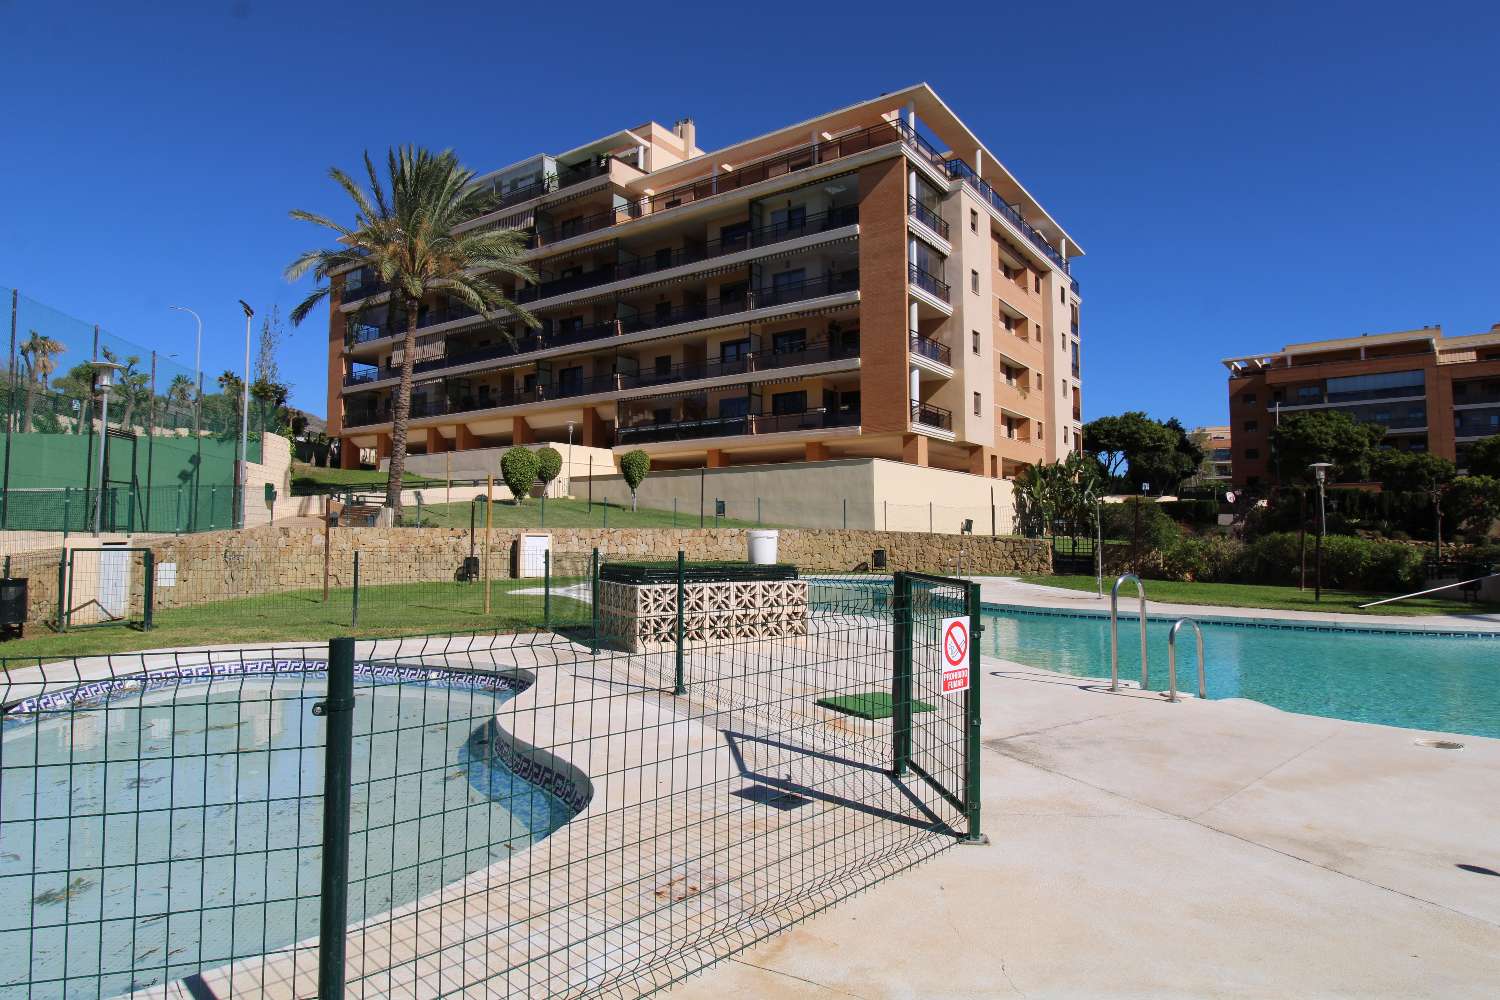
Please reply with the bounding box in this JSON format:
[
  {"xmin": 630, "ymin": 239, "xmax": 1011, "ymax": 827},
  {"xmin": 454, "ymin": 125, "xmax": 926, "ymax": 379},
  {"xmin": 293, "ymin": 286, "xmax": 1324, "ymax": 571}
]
[
  {"xmin": 908, "ymin": 264, "xmax": 950, "ymax": 303},
  {"xmin": 617, "ymin": 407, "xmax": 860, "ymax": 444},
  {"xmin": 911, "ymin": 401, "xmax": 953, "ymax": 431},
  {"xmin": 909, "ymin": 333, "xmax": 951, "ymax": 366},
  {"xmin": 908, "ymin": 197, "xmax": 950, "ymax": 240}
]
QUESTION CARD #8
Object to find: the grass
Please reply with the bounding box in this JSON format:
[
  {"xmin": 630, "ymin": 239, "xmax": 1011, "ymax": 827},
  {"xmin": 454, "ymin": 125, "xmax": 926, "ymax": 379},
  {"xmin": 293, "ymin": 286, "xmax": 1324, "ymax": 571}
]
[
  {"xmin": 1, "ymin": 578, "xmax": 592, "ymax": 660},
  {"xmin": 405, "ymin": 497, "xmax": 764, "ymax": 530},
  {"xmin": 815, "ymin": 691, "xmax": 936, "ymax": 721},
  {"xmin": 1021, "ymin": 574, "xmax": 1500, "ymax": 617},
  {"xmin": 290, "ymin": 463, "xmax": 442, "ymax": 494}
]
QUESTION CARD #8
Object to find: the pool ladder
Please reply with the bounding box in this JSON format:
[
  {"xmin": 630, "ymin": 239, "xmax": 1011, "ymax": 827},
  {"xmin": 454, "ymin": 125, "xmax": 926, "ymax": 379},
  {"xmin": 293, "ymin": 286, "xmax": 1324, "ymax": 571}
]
[{"xmin": 1109, "ymin": 574, "xmax": 1206, "ymax": 702}]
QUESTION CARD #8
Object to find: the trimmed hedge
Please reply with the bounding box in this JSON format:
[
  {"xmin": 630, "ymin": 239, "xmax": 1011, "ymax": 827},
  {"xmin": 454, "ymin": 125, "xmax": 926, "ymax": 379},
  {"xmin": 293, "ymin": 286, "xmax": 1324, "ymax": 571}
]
[{"xmin": 1117, "ymin": 532, "xmax": 1425, "ymax": 592}]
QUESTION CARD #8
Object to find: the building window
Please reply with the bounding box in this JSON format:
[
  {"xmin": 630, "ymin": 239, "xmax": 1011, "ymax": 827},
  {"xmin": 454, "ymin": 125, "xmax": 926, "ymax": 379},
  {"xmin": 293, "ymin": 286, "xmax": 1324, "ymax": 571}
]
[
  {"xmin": 972, "ymin": 330, "xmax": 981, "ymax": 354},
  {"xmin": 654, "ymin": 355, "xmax": 671, "ymax": 376},
  {"xmin": 970, "ymin": 269, "xmax": 979, "ymax": 293},
  {"xmin": 1061, "ymin": 287, "xmax": 1066, "ymax": 304},
  {"xmin": 970, "ymin": 209, "xmax": 978, "ymax": 233},
  {"xmin": 973, "ymin": 392, "xmax": 982, "ymax": 416},
  {"xmin": 1243, "ymin": 419, "xmax": 1258, "ymax": 432},
  {"xmin": 1002, "ymin": 314, "xmax": 1016, "ymax": 332},
  {"xmin": 772, "ymin": 390, "xmax": 807, "ymax": 416},
  {"xmin": 1033, "ymin": 273, "xmax": 1041, "ymax": 293},
  {"xmin": 1241, "ymin": 392, "xmax": 1256, "ymax": 404},
  {"xmin": 772, "ymin": 329, "xmax": 807, "ymax": 354},
  {"xmin": 1245, "ymin": 448, "xmax": 1260, "ymax": 459}
]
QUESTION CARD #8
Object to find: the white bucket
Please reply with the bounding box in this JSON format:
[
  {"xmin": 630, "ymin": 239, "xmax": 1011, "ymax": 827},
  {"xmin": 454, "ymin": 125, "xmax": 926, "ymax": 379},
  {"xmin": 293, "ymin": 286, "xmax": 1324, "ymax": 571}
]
[{"xmin": 748, "ymin": 529, "xmax": 779, "ymax": 565}]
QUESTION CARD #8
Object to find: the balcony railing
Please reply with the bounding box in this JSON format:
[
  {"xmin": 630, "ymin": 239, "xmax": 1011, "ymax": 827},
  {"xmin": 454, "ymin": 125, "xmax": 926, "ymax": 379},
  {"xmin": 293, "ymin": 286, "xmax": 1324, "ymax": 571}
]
[
  {"xmin": 941, "ymin": 158, "xmax": 1069, "ymax": 275},
  {"xmin": 907, "ymin": 197, "xmax": 950, "ymax": 240},
  {"xmin": 911, "ymin": 401, "xmax": 953, "ymax": 431},
  {"xmin": 340, "ymin": 269, "xmax": 388, "ymax": 304},
  {"xmin": 909, "ymin": 333, "xmax": 951, "ymax": 366},
  {"xmin": 517, "ymin": 206, "xmax": 859, "ymax": 305},
  {"xmin": 619, "ymin": 271, "xmax": 859, "ymax": 336},
  {"xmin": 616, "ymin": 406, "xmax": 860, "ymax": 444},
  {"xmin": 907, "ymin": 264, "xmax": 950, "ymax": 303},
  {"xmin": 556, "ymin": 156, "xmax": 612, "ymax": 189}
]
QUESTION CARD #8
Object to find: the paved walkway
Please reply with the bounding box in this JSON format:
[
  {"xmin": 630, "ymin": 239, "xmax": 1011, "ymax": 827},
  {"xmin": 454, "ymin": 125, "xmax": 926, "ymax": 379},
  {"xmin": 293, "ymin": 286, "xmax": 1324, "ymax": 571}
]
[
  {"xmin": 671, "ymin": 655, "xmax": 1500, "ymax": 999},
  {"xmin": 974, "ymin": 575, "xmax": 1500, "ymax": 631}
]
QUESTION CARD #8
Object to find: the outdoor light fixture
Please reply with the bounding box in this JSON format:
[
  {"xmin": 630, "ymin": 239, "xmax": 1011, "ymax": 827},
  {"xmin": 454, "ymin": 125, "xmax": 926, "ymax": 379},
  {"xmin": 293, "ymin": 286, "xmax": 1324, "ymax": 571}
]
[
  {"xmin": 1309, "ymin": 463, "xmax": 1333, "ymax": 602},
  {"xmin": 87, "ymin": 360, "xmax": 126, "ymax": 536},
  {"xmin": 238, "ymin": 300, "xmax": 254, "ymax": 529}
]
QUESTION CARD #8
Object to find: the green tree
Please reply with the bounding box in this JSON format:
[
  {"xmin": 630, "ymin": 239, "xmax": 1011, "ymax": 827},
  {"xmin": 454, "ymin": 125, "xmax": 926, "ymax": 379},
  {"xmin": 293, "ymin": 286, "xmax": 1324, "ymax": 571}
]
[
  {"xmin": 535, "ymin": 446, "xmax": 562, "ymax": 493},
  {"xmin": 1012, "ymin": 452, "xmax": 1100, "ymax": 538},
  {"xmin": 1444, "ymin": 475, "xmax": 1500, "ymax": 538},
  {"xmin": 1081, "ymin": 411, "xmax": 1201, "ymax": 493},
  {"xmin": 1371, "ymin": 450, "xmax": 1455, "ymax": 494},
  {"xmin": 620, "ymin": 450, "xmax": 651, "ymax": 511},
  {"xmin": 1463, "ymin": 435, "xmax": 1500, "ymax": 478},
  {"xmin": 17, "ymin": 330, "xmax": 65, "ymax": 433},
  {"xmin": 500, "ymin": 446, "xmax": 539, "ymax": 503},
  {"xmin": 286, "ymin": 147, "xmax": 539, "ymax": 519},
  {"xmin": 1269, "ymin": 410, "xmax": 1386, "ymax": 482}
]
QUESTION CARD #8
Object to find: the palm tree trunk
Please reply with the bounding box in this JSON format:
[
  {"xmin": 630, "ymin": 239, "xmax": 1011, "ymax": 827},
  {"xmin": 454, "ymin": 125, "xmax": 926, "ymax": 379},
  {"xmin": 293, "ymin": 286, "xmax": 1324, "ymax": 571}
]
[
  {"xmin": 385, "ymin": 302, "xmax": 418, "ymax": 518},
  {"xmin": 22, "ymin": 380, "xmax": 36, "ymax": 434}
]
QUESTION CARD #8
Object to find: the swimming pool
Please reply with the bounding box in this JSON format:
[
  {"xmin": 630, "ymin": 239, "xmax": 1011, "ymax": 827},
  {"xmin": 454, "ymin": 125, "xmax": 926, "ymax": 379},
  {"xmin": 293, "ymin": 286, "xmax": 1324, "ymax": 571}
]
[
  {"xmin": 0, "ymin": 664, "xmax": 578, "ymax": 997},
  {"xmin": 983, "ymin": 604, "xmax": 1500, "ymax": 739}
]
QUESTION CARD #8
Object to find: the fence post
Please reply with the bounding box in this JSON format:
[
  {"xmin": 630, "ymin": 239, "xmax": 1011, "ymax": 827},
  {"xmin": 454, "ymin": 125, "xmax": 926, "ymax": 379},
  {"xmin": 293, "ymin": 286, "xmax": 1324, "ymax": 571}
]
[
  {"xmin": 142, "ymin": 550, "xmax": 154, "ymax": 631},
  {"xmin": 209, "ymin": 485, "xmax": 217, "ymax": 531},
  {"xmin": 929, "ymin": 502, "xmax": 934, "ymax": 534},
  {"xmin": 891, "ymin": 572, "xmax": 912, "ymax": 775},
  {"xmin": 56, "ymin": 549, "xmax": 68, "ymax": 631},
  {"xmin": 757, "ymin": 497, "xmax": 762, "ymax": 526},
  {"xmin": 962, "ymin": 580, "xmax": 988, "ymax": 844},
  {"xmin": 674, "ymin": 549, "xmax": 687, "ymax": 695},
  {"xmin": 63, "ymin": 488, "xmax": 71, "ymax": 540},
  {"xmin": 603, "ymin": 499, "xmax": 608, "ymax": 529},
  {"xmin": 176, "ymin": 484, "xmax": 184, "ymax": 535},
  {"xmin": 590, "ymin": 547, "xmax": 600, "ymax": 652},
  {"xmin": 672, "ymin": 498, "xmax": 677, "ymax": 528},
  {"xmin": 842, "ymin": 497, "xmax": 847, "ymax": 530},
  {"xmin": 351, "ymin": 551, "xmax": 361, "ymax": 627},
  {"xmin": 316, "ymin": 636, "xmax": 357, "ymax": 999},
  {"xmin": 543, "ymin": 549, "xmax": 551, "ymax": 627}
]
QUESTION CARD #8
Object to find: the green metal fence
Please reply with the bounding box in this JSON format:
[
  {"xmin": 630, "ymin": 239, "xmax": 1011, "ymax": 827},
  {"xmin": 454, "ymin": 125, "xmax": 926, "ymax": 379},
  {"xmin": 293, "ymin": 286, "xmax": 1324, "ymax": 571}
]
[{"xmin": 0, "ymin": 570, "xmax": 982, "ymax": 997}]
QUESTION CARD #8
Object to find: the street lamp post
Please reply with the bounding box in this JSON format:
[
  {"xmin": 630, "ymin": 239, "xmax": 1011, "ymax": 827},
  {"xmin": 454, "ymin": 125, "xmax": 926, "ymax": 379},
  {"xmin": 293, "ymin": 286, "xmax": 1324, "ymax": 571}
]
[
  {"xmin": 169, "ymin": 306, "xmax": 203, "ymax": 530},
  {"xmin": 1310, "ymin": 463, "xmax": 1332, "ymax": 602},
  {"xmin": 238, "ymin": 301, "xmax": 254, "ymax": 529},
  {"xmin": 88, "ymin": 361, "xmax": 125, "ymax": 535}
]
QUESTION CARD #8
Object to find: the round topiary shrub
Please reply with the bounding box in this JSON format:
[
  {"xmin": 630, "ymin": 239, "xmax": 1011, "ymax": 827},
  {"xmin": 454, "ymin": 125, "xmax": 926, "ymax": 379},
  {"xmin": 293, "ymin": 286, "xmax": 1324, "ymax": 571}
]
[
  {"xmin": 536, "ymin": 446, "xmax": 563, "ymax": 491},
  {"xmin": 500, "ymin": 446, "xmax": 540, "ymax": 503},
  {"xmin": 620, "ymin": 449, "xmax": 651, "ymax": 511}
]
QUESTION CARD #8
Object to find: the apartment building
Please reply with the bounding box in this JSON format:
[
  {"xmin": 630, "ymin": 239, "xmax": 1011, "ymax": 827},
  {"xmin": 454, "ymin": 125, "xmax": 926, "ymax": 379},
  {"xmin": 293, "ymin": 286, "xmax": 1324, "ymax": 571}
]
[
  {"xmin": 1191, "ymin": 426, "xmax": 1231, "ymax": 483},
  {"xmin": 1223, "ymin": 323, "xmax": 1500, "ymax": 487},
  {"xmin": 328, "ymin": 84, "xmax": 1084, "ymax": 480}
]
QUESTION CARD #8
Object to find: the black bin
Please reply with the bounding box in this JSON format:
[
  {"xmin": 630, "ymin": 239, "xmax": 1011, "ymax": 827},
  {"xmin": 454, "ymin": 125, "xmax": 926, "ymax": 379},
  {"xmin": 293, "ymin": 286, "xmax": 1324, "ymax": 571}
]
[
  {"xmin": 0, "ymin": 577, "xmax": 28, "ymax": 639},
  {"xmin": 872, "ymin": 549, "xmax": 888, "ymax": 570}
]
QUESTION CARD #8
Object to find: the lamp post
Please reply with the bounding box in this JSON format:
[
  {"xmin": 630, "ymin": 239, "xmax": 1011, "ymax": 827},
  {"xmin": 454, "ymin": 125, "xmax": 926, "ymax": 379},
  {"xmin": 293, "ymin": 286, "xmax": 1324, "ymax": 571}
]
[
  {"xmin": 238, "ymin": 300, "xmax": 253, "ymax": 529},
  {"xmin": 169, "ymin": 306, "xmax": 203, "ymax": 529},
  {"xmin": 88, "ymin": 361, "xmax": 125, "ymax": 535},
  {"xmin": 1310, "ymin": 462, "xmax": 1332, "ymax": 602}
]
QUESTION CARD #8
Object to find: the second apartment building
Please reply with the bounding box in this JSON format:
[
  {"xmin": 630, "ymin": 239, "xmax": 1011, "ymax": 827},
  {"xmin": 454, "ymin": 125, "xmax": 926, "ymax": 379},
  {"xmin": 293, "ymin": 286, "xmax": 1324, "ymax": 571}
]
[{"xmin": 329, "ymin": 83, "xmax": 1084, "ymax": 479}]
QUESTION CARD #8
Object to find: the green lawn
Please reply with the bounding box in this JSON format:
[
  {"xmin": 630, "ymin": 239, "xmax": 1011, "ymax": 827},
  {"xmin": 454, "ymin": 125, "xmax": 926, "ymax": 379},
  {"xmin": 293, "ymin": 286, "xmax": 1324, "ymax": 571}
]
[
  {"xmin": 406, "ymin": 497, "xmax": 763, "ymax": 530},
  {"xmin": 290, "ymin": 463, "xmax": 443, "ymax": 494},
  {"xmin": 1022, "ymin": 574, "xmax": 1500, "ymax": 617},
  {"xmin": 1, "ymin": 578, "xmax": 592, "ymax": 660}
]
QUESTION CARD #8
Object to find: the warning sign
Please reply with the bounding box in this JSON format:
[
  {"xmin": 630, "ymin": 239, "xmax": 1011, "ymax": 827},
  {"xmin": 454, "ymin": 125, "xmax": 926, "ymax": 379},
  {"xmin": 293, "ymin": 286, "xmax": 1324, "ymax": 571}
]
[{"xmin": 939, "ymin": 616, "xmax": 970, "ymax": 696}]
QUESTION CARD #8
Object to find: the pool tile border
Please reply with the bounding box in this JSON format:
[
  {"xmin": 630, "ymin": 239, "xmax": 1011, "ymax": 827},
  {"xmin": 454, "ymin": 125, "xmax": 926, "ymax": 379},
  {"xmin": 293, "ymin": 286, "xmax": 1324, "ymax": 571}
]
[{"xmin": 982, "ymin": 602, "xmax": 1500, "ymax": 640}]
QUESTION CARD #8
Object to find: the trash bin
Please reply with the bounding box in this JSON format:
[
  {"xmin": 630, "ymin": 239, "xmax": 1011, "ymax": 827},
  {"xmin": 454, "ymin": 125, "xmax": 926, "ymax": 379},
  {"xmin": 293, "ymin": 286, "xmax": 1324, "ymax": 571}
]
[{"xmin": 748, "ymin": 529, "xmax": 779, "ymax": 565}]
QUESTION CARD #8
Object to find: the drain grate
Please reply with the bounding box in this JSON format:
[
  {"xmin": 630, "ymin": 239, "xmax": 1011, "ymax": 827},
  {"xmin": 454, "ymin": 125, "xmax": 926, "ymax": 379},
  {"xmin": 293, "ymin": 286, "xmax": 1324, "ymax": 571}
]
[{"xmin": 1413, "ymin": 738, "xmax": 1465, "ymax": 750}]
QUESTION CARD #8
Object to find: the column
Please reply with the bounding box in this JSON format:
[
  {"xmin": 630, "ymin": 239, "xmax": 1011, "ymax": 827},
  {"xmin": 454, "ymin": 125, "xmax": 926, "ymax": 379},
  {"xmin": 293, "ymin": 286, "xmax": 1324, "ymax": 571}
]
[
  {"xmin": 455, "ymin": 423, "xmax": 480, "ymax": 451},
  {"xmin": 512, "ymin": 416, "xmax": 534, "ymax": 445},
  {"xmin": 426, "ymin": 428, "xmax": 448, "ymax": 453},
  {"xmin": 902, "ymin": 434, "xmax": 929, "ymax": 467},
  {"xmin": 340, "ymin": 437, "xmax": 359, "ymax": 469},
  {"xmin": 805, "ymin": 442, "xmax": 830, "ymax": 462},
  {"xmin": 706, "ymin": 449, "xmax": 728, "ymax": 469}
]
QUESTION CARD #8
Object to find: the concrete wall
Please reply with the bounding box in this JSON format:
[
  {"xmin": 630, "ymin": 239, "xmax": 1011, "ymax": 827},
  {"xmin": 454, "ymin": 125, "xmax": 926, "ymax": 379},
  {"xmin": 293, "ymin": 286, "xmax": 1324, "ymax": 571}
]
[
  {"xmin": 241, "ymin": 433, "xmax": 293, "ymax": 529},
  {"xmin": 391, "ymin": 443, "xmax": 616, "ymax": 499},
  {"xmin": 574, "ymin": 457, "xmax": 1015, "ymax": 534}
]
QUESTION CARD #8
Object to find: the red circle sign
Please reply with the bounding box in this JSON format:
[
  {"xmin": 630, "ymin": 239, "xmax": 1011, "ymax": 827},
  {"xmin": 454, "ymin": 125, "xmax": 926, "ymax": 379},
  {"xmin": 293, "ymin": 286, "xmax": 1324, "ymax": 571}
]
[{"xmin": 943, "ymin": 620, "xmax": 968, "ymax": 667}]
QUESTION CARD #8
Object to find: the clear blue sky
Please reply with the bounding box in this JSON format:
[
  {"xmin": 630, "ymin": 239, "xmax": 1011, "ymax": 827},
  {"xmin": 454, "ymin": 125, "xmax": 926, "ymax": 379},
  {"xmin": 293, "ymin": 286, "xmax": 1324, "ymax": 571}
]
[{"xmin": 2, "ymin": 0, "xmax": 1496, "ymax": 426}]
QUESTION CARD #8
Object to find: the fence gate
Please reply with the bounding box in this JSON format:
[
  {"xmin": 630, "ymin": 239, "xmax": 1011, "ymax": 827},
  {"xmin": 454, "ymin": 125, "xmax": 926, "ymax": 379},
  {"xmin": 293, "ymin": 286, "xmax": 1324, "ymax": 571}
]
[
  {"xmin": 893, "ymin": 571, "xmax": 986, "ymax": 843},
  {"xmin": 61, "ymin": 545, "xmax": 154, "ymax": 630}
]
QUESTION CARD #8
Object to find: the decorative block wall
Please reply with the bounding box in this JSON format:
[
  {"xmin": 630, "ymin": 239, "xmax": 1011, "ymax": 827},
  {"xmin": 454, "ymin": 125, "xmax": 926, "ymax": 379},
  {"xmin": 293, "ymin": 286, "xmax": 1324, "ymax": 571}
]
[{"xmin": 598, "ymin": 579, "xmax": 809, "ymax": 653}]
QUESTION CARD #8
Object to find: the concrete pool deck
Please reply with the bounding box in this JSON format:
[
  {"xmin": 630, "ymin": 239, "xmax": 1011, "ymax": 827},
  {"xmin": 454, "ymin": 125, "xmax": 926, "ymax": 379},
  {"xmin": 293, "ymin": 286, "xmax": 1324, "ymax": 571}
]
[{"xmin": 671, "ymin": 652, "xmax": 1500, "ymax": 999}]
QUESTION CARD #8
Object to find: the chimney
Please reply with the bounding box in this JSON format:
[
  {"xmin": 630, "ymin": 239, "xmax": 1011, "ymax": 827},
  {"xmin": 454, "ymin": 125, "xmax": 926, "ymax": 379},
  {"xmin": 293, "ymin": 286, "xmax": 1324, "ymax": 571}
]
[{"xmin": 674, "ymin": 117, "xmax": 696, "ymax": 152}]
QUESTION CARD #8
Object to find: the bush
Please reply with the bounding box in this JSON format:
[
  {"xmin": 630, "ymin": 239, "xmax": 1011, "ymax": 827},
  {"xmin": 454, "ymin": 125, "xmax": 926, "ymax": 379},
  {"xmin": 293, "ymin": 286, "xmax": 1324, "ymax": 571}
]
[
  {"xmin": 620, "ymin": 449, "xmax": 651, "ymax": 511},
  {"xmin": 1160, "ymin": 534, "xmax": 1240, "ymax": 582},
  {"xmin": 535, "ymin": 446, "xmax": 563, "ymax": 488},
  {"xmin": 1101, "ymin": 498, "xmax": 1181, "ymax": 550},
  {"xmin": 500, "ymin": 446, "xmax": 539, "ymax": 503},
  {"xmin": 1159, "ymin": 499, "xmax": 1218, "ymax": 527},
  {"xmin": 1237, "ymin": 532, "xmax": 1423, "ymax": 592}
]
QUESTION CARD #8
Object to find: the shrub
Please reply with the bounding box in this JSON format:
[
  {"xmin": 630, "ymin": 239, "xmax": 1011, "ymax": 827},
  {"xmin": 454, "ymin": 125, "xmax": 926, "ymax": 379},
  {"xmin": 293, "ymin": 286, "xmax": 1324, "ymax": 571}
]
[
  {"xmin": 1160, "ymin": 534, "xmax": 1240, "ymax": 582},
  {"xmin": 535, "ymin": 446, "xmax": 563, "ymax": 489},
  {"xmin": 1101, "ymin": 498, "xmax": 1181, "ymax": 550},
  {"xmin": 500, "ymin": 446, "xmax": 539, "ymax": 503},
  {"xmin": 1237, "ymin": 532, "xmax": 1422, "ymax": 591},
  {"xmin": 620, "ymin": 450, "xmax": 651, "ymax": 511},
  {"xmin": 1159, "ymin": 499, "xmax": 1218, "ymax": 527}
]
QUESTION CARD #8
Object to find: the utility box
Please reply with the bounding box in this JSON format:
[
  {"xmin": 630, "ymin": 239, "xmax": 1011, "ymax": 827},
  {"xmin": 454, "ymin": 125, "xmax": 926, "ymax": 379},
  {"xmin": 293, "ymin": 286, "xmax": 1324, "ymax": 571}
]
[
  {"xmin": 511, "ymin": 531, "xmax": 551, "ymax": 578},
  {"xmin": 0, "ymin": 577, "xmax": 27, "ymax": 639}
]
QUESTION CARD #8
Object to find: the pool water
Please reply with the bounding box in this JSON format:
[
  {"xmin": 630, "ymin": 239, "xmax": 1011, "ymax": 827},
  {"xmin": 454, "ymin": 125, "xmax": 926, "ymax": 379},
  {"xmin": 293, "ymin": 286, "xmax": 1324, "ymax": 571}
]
[
  {"xmin": 0, "ymin": 673, "xmax": 575, "ymax": 998},
  {"xmin": 983, "ymin": 605, "xmax": 1500, "ymax": 739}
]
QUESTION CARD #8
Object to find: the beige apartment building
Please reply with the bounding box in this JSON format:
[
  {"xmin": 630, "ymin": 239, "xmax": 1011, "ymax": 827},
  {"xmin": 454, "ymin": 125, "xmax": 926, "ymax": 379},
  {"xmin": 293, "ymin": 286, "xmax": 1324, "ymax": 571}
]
[{"xmin": 327, "ymin": 84, "xmax": 1084, "ymax": 483}]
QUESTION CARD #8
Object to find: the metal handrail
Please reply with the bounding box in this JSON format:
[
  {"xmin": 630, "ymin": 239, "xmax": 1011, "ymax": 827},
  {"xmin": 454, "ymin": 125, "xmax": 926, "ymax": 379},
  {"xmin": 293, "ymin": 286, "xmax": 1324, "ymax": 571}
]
[
  {"xmin": 1356, "ymin": 572, "xmax": 1500, "ymax": 608},
  {"xmin": 1109, "ymin": 573, "xmax": 1147, "ymax": 692},
  {"xmin": 1166, "ymin": 618, "xmax": 1205, "ymax": 702}
]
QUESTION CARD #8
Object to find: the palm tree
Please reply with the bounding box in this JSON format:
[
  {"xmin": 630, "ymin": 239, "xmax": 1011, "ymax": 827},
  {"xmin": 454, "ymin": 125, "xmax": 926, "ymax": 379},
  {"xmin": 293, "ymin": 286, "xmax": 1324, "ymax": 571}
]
[
  {"xmin": 18, "ymin": 331, "xmax": 65, "ymax": 433},
  {"xmin": 285, "ymin": 146, "xmax": 538, "ymax": 517}
]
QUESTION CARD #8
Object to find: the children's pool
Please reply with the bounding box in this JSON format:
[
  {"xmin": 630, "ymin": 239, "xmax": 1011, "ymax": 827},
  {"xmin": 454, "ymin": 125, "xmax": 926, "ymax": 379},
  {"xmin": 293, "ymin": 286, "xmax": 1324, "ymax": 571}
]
[{"xmin": 0, "ymin": 668, "xmax": 576, "ymax": 997}]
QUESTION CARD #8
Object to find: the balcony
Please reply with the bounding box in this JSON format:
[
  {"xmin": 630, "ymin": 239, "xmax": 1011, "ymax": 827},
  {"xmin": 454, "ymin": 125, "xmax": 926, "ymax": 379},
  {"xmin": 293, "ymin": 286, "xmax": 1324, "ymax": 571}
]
[
  {"xmin": 340, "ymin": 269, "xmax": 388, "ymax": 305},
  {"xmin": 907, "ymin": 197, "xmax": 950, "ymax": 240},
  {"xmin": 617, "ymin": 406, "xmax": 860, "ymax": 445},
  {"xmin": 941, "ymin": 158, "xmax": 1069, "ymax": 275},
  {"xmin": 555, "ymin": 156, "xmax": 613, "ymax": 189},
  {"xmin": 909, "ymin": 333, "xmax": 951, "ymax": 367},
  {"xmin": 517, "ymin": 119, "xmax": 906, "ymax": 247},
  {"xmin": 619, "ymin": 271, "xmax": 860, "ymax": 337},
  {"xmin": 911, "ymin": 401, "xmax": 953, "ymax": 431},
  {"xmin": 518, "ymin": 206, "xmax": 858, "ymax": 305},
  {"xmin": 907, "ymin": 264, "xmax": 950, "ymax": 303}
]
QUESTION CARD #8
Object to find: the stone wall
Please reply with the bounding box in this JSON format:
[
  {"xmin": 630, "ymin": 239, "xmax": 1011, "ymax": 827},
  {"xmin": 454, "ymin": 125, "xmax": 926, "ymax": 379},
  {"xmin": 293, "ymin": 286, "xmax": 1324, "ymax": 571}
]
[{"xmin": 9, "ymin": 525, "xmax": 1050, "ymax": 626}]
